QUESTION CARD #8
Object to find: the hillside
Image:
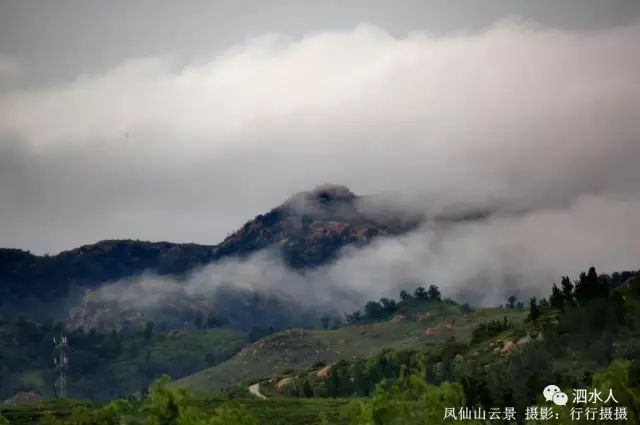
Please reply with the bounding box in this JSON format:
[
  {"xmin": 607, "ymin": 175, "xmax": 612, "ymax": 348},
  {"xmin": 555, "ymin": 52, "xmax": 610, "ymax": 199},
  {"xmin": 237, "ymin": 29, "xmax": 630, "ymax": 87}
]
[
  {"xmin": 175, "ymin": 300, "xmax": 527, "ymax": 393},
  {"xmin": 0, "ymin": 318, "xmax": 248, "ymax": 400},
  {"xmin": 1, "ymin": 272, "xmax": 638, "ymax": 425},
  {"xmin": 176, "ymin": 270, "xmax": 640, "ymax": 402},
  {"xmin": 0, "ymin": 241, "xmax": 215, "ymax": 319},
  {"xmin": 239, "ymin": 273, "xmax": 640, "ymax": 414}
]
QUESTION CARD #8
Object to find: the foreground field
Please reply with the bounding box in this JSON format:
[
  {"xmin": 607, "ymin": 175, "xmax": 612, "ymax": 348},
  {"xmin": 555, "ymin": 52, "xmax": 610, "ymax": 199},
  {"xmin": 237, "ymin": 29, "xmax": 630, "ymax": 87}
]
[{"xmin": 0, "ymin": 397, "xmax": 352, "ymax": 425}]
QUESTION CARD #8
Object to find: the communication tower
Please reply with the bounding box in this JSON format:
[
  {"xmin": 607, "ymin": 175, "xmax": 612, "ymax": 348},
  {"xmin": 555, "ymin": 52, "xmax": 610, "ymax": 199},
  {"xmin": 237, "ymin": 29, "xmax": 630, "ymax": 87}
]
[{"xmin": 53, "ymin": 333, "xmax": 69, "ymax": 398}]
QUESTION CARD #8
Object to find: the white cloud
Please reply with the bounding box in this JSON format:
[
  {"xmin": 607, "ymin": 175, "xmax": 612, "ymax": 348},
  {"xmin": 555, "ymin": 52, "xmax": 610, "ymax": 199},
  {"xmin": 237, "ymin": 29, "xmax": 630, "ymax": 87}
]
[
  {"xmin": 0, "ymin": 19, "xmax": 638, "ymax": 267},
  {"xmin": 0, "ymin": 54, "xmax": 20, "ymax": 81},
  {"xmin": 86, "ymin": 193, "xmax": 640, "ymax": 317}
]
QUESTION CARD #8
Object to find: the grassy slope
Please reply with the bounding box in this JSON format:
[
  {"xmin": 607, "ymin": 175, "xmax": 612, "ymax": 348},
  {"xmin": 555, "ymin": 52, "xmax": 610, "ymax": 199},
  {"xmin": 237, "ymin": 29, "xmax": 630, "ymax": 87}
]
[{"xmin": 176, "ymin": 301, "xmax": 527, "ymax": 393}]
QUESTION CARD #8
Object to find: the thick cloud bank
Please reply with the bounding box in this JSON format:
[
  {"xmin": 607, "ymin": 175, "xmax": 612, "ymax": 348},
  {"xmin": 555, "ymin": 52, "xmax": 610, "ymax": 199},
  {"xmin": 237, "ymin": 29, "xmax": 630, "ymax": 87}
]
[
  {"xmin": 1, "ymin": 20, "xmax": 639, "ymax": 308},
  {"xmin": 85, "ymin": 193, "xmax": 640, "ymax": 318}
]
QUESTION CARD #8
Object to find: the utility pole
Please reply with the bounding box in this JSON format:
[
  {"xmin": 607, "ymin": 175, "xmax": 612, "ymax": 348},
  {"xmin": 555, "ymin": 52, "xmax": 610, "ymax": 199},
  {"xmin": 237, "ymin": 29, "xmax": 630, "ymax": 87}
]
[{"xmin": 53, "ymin": 333, "xmax": 69, "ymax": 398}]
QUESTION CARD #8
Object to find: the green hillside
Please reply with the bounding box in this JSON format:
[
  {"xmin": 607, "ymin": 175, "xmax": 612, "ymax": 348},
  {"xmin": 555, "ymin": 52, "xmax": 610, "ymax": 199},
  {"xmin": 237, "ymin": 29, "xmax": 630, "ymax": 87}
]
[
  {"xmin": 175, "ymin": 300, "xmax": 527, "ymax": 393},
  {"xmin": 0, "ymin": 320, "xmax": 248, "ymax": 400}
]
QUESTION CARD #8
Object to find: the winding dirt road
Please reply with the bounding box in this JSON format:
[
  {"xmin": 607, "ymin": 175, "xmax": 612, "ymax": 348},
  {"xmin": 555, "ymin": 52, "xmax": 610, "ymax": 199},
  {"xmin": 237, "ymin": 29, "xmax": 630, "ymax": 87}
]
[{"xmin": 248, "ymin": 383, "xmax": 267, "ymax": 399}]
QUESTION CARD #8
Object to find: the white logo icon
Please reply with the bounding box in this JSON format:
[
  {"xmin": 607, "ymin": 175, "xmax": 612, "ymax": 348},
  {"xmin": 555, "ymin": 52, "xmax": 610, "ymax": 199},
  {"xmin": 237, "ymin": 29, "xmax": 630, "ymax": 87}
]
[
  {"xmin": 543, "ymin": 384, "xmax": 568, "ymax": 406},
  {"xmin": 552, "ymin": 392, "xmax": 568, "ymax": 406}
]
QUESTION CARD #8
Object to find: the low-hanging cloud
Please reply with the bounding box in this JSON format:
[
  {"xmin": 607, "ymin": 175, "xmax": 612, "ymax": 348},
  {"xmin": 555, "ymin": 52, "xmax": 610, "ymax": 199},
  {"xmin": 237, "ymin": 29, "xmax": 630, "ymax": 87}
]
[
  {"xmin": 80, "ymin": 192, "xmax": 640, "ymax": 328},
  {"xmin": 1, "ymin": 19, "xmax": 639, "ymax": 311}
]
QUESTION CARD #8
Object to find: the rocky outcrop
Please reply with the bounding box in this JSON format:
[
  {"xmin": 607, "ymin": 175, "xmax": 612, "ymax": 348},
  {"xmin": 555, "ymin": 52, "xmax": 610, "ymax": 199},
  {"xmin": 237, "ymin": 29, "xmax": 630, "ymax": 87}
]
[{"xmin": 276, "ymin": 377, "xmax": 295, "ymax": 391}]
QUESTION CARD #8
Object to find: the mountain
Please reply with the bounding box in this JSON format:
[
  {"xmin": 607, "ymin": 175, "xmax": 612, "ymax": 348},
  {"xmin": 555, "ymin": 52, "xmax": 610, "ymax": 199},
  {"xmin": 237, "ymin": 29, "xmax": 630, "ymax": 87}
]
[
  {"xmin": 0, "ymin": 184, "xmax": 422, "ymax": 324},
  {"xmin": 0, "ymin": 241, "xmax": 215, "ymax": 319},
  {"xmin": 208, "ymin": 184, "xmax": 422, "ymax": 268}
]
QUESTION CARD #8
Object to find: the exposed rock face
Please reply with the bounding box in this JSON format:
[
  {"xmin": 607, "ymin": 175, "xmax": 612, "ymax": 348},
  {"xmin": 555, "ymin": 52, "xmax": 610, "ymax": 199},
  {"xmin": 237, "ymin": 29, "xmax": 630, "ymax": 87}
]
[
  {"xmin": 316, "ymin": 364, "xmax": 333, "ymax": 377},
  {"xmin": 500, "ymin": 340, "xmax": 517, "ymax": 355},
  {"xmin": 209, "ymin": 184, "xmax": 420, "ymax": 268},
  {"xmin": 414, "ymin": 312, "xmax": 432, "ymax": 322},
  {"xmin": 423, "ymin": 320, "xmax": 456, "ymax": 337},
  {"xmin": 276, "ymin": 377, "xmax": 295, "ymax": 391}
]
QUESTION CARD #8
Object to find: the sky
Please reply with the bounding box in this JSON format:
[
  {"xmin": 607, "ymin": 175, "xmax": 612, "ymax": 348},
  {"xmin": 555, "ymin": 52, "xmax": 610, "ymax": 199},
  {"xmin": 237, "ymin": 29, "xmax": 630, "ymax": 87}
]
[
  {"xmin": 2, "ymin": 0, "xmax": 639, "ymax": 90},
  {"xmin": 0, "ymin": 1, "xmax": 639, "ymax": 304}
]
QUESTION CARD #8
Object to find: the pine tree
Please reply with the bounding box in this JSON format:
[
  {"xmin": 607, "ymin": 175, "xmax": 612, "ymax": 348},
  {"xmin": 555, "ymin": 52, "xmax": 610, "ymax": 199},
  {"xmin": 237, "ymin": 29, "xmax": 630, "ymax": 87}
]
[
  {"xmin": 302, "ymin": 379, "xmax": 314, "ymax": 397},
  {"xmin": 399, "ymin": 290, "xmax": 412, "ymax": 303},
  {"xmin": 427, "ymin": 285, "xmax": 441, "ymax": 301},
  {"xmin": 550, "ymin": 283, "xmax": 564, "ymax": 311},
  {"xmin": 528, "ymin": 297, "xmax": 541, "ymax": 321},
  {"xmin": 575, "ymin": 267, "xmax": 600, "ymax": 302},
  {"xmin": 561, "ymin": 276, "xmax": 574, "ymax": 302},
  {"xmin": 327, "ymin": 368, "xmax": 341, "ymax": 398}
]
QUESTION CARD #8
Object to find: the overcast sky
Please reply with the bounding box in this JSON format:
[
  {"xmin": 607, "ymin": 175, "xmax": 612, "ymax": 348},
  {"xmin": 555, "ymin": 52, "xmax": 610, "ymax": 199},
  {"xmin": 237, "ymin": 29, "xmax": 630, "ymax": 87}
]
[{"xmin": 1, "ymin": 0, "xmax": 639, "ymax": 271}]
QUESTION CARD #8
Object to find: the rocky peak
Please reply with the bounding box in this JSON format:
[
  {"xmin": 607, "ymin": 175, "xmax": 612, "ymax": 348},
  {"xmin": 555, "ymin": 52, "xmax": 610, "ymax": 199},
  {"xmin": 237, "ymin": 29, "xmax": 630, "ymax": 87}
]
[{"xmin": 280, "ymin": 184, "xmax": 357, "ymax": 215}]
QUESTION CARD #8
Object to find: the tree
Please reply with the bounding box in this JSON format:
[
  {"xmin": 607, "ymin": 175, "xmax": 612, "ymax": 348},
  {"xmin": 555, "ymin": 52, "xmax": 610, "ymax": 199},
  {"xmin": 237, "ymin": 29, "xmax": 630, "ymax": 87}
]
[
  {"xmin": 507, "ymin": 296, "xmax": 517, "ymax": 309},
  {"xmin": 414, "ymin": 287, "xmax": 427, "ymax": 300},
  {"xmin": 144, "ymin": 375, "xmax": 190, "ymax": 425},
  {"xmin": 352, "ymin": 361, "xmax": 371, "ymax": 396},
  {"xmin": 560, "ymin": 276, "xmax": 574, "ymax": 302},
  {"xmin": 144, "ymin": 375, "xmax": 257, "ymax": 425},
  {"xmin": 38, "ymin": 411, "xmax": 60, "ymax": 425},
  {"xmin": 539, "ymin": 297, "xmax": 549, "ymax": 309},
  {"xmin": 208, "ymin": 403, "xmax": 258, "ymax": 425},
  {"xmin": 550, "ymin": 283, "xmax": 564, "ymax": 311},
  {"xmin": 427, "ymin": 285, "xmax": 441, "ymax": 301},
  {"xmin": 302, "ymin": 379, "xmax": 314, "ymax": 398},
  {"xmin": 342, "ymin": 367, "xmax": 469, "ymax": 425},
  {"xmin": 528, "ymin": 297, "xmax": 541, "ymax": 321},
  {"xmin": 380, "ymin": 298, "xmax": 397, "ymax": 314},
  {"xmin": 327, "ymin": 368, "xmax": 341, "ymax": 398},
  {"xmin": 347, "ymin": 311, "xmax": 362, "ymax": 323},
  {"xmin": 575, "ymin": 267, "xmax": 601, "ymax": 302},
  {"xmin": 399, "ymin": 290, "xmax": 412, "ymax": 303},
  {"xmin": 590, "ymin": 361, "xmax": 640, "ymax": 424},
  {"xmin": 587, "ymin": 266, "xmax": 602, "ymax": 296},
  {"xmin": 364, "ymin": 301, "xmax": 385, "ymax": 319}
]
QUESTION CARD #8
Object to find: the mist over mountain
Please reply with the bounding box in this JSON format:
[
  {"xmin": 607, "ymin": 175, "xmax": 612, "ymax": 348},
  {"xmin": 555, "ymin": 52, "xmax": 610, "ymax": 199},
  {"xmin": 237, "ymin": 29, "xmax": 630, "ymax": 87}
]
[
  {"xmin": 0, "ymin": 184, "xmax": 428, "ymax": 329},
  {"xmin": 1, "ymin": 16, "xmax": 639, "ymax": 338}
]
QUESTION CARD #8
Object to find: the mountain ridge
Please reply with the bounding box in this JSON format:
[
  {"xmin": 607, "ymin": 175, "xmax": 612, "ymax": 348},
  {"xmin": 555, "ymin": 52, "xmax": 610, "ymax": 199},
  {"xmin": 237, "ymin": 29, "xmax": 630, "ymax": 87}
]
[{"xmin": 0, "ymin": 184, "xmax": 420, "ymax": 322}]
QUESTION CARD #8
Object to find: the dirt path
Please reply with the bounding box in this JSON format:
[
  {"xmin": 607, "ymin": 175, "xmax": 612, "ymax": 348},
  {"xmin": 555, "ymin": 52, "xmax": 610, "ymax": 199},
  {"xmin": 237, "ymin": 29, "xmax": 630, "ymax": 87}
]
[{"xmin": 248, "ymin": 383, "xmax": 267, "ymax": 399}]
